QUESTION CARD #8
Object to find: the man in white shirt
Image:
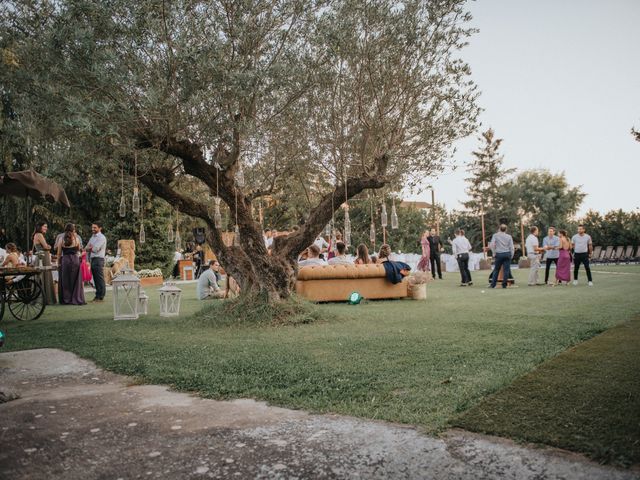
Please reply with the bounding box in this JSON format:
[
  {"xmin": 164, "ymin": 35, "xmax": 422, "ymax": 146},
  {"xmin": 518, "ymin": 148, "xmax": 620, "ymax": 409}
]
[
  {"xmin": 298, "ymin": 245, "xmax": 327, "ymax": 267},
  {"xmin": 452, "ymin": 229, "xmax": 473, "ymax": 286},
  {"xmin": 85, "ymin": 222, "xmax": 107, "ymax": 302},
  {"xmin": 571, "ymin": 224, "xmax": 593, "ymax": 286},
  {"xmin": 327, "ymin": 242, "xmax": 352, "ymax": 265},
  {"xmin": 197, "ymin": 260, "xmax": 224, "ymax": 300},
  {"xmin": 313, "ymin": 235, "xmax": 329, "ymax": 256},
  {"xmin": 525, "ymin": 226, "xmax": 543, "ymax": 286}
]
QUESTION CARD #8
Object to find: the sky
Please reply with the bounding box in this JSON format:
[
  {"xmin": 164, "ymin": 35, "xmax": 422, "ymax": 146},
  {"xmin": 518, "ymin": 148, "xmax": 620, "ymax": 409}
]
[{"xmin": 406, "ymin": 0, "xmax": 640, "ymax": 216}]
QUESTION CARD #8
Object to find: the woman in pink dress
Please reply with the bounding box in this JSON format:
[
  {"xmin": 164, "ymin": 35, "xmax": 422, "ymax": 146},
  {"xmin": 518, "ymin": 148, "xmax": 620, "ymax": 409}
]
[
  {"xmin": 555, "ymin": 229, "xmax": 572, "ymax": 285},
  {"xmin": 417, "ymin": 230, "xmax": 431, "ymax": 272}
]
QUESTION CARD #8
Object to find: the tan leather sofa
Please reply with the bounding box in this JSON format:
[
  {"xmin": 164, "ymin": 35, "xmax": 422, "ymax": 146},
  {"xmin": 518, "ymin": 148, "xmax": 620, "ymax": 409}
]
[{"xmin": 296, "ymin": 264, "xmax": 409, "ymax": 302}]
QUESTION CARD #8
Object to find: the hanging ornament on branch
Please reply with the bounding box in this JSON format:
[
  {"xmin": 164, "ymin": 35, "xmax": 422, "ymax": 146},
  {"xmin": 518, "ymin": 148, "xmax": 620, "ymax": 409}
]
[
  {"xmin": 132, "ymin": 152, "xmax": 140, "ymax": 214},
  {"xmin": 174, "ymin": 211, "xmax": 181, "ymax": 250},
  {"xmin": 380, "ymin": 202, "xmax": 388, "ymax": 228},
  {"xmin": 233, "ymin": 189, "xmax": 241, "ymax": 247},
  {"xmin": 139, "ymin": 189, "xmax": 145, "ymax": 244},
  {"xmin": 212, "ymin": 164, "xmax": 223, "ymax": 228},
  {"xmin": 391, "ymin": 198, "xmax": 399, "ymax": 230},
  {"xmin": 119, "ymin": 165, "xmax": 126, "ymax": 218}
]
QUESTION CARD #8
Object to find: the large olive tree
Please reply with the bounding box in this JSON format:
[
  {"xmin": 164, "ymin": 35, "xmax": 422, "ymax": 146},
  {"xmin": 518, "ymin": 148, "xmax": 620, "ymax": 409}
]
[{"xmin": 1, "ymin": 0, "xmax": 480, "ymax": 301}]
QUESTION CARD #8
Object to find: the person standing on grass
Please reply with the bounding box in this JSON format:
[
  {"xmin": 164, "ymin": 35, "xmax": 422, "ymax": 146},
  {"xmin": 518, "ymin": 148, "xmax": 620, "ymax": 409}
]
[
  {"xmin": 452, "ymin": 229, "xmax": 473, "ymax": 286},
  {"xmin": 417, "ymin": 230, "xmax": 431, "ymax": 272},
  {"xmin": 489, "ymin": 224, "xmax": 514, "ymax": 289},
  {"xmin": 572, "ymin": 224, "xmax": 593, "ymax": 286},
  {"xmin": 526, "ymin": 226, "xmax": 544, "ymax": 286},
  {"xmin": 85, "ymin": 222, "xmax": 107, "ymax": 303},
  {"xmin": 554, "ymin": 230, "xmax": 572, "ymax": 285},
  {"xmin": 428, "ymin": 228, "xmax": 443, "ymax": 280},
  {"xmin": 542, "ymin": 226, "xmax": 560, "ymax": 285}
]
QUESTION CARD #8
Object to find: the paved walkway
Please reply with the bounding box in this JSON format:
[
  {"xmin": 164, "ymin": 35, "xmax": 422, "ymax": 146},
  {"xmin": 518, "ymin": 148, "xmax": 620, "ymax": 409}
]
[{"xmin": 0, "ymin": 349, "xmax": 637, "ymax": 479}]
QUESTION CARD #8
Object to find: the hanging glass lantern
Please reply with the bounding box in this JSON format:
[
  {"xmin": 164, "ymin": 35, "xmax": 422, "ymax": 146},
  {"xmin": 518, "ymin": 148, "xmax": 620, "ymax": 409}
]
[
  {"xmin": 369, "ymin": 223, "xmax": 376, "ymax": 244},
  {"xmin": 343, "ymin": 209, "xmax": 351, "ymax": 246},
  {"xmin": 119, "ymin": 195, "xmax": 126, "ymax": 217},
  {"xmin": 233, "ymin": 224, "xmax": 241, "ymax": 246},
  {"xmin": 167, "ymin": 223, "xmax": 174, "ymax": 242},
  {"xmin": 174, "ymin": 230, "xmax": 181, "ymax": 251},
  {"xmin": 139, "ymin": 222, "xmax": 146, "ymax": 244},
  {"xmin": 391, "ymin": 203, "xmax": 399, "ymax": 230},
  {"xmin": 236, "ymin": 163, "xmax": 245, "ymax": 188},
  {"xmin": 380, "ymin": 203, "xmax": 388, "ymax": 228},
  {"xmin": 214, "ymin": 197, "xmax": 223, "ymax": 228},
  {"xmin": 132, "ymin": 186, "xmax": 140, "ymax": 213},
  {"xmin": 324, "ymin": 223, "xmax": 332, "ymax": 237}
]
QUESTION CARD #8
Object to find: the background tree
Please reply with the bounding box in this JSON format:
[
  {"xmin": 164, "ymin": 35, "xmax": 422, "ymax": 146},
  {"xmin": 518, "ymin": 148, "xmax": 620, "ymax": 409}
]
[
  {"xmin": 504, "ymin": 169, "xmax": 585, "ymax": 234},
  {"xmin": 463, "ymin": 128, "xmax": 516, "ymax": 230},
  {"xmin": 1, "ymin": 0, "xmax": 480, "ymax": 301}
]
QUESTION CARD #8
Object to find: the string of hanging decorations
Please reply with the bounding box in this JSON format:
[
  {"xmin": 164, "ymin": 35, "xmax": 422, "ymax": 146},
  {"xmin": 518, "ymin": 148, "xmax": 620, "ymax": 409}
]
[
  {"xmin": 139, "ymin": 189, "xmax": 145, "ymax": 244},
  {"xmin": 233, "ymin": 158, "xmax": 243, "ymax": 247},
  {"xmin": 343, "ymin": 163, "xmax": 351, "ymax": 247},
  {"xmin": 132, "ymin": 151, "xmax": 140, "ymax": 214},
  {"xmin": 119, "ymin": 164, "xmax": 126, "ymax": 218}
]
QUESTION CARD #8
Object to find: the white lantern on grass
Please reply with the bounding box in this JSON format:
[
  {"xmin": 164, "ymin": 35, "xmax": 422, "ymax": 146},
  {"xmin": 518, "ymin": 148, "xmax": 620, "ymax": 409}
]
[
  {"xmin": 138, "ymin": 290, "xmax": 149, "ymax": 315},
  {"xmin": 112, "ymin": 270, "xmax": 141, "ymax": 320},
  {"xmin": 158, "ymin": 282, "xmax": 182, "ymax": 317}
]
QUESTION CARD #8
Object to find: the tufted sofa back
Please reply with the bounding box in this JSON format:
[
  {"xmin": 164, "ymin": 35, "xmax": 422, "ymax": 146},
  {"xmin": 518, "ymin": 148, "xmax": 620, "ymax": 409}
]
[{"xmin": 297, "ymin": 264, "xmax": 386, "ymax": 281}]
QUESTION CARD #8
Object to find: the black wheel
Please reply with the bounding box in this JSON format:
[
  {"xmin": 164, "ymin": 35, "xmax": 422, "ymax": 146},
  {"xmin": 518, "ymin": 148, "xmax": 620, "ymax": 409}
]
[{"xmin": 8, "ymin": 278, "xmax": 45, "ymax": 321}]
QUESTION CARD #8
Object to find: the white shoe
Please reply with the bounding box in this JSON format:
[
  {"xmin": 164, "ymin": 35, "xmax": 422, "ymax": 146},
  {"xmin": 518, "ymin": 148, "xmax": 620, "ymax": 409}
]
[
  {"xmin": 588, "ymin": 281, "xmax": 593, "ymax": 287},
  {"xmin": 573, "ymin": 280, "xmax": 578, "ymax": 286}
]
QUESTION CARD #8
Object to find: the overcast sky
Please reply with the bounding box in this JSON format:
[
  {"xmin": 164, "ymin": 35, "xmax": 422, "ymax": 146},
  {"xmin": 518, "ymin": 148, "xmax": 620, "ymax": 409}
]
[{"xmin": 407, "ymin": 0, "xmax": 640, "ymax": 216}]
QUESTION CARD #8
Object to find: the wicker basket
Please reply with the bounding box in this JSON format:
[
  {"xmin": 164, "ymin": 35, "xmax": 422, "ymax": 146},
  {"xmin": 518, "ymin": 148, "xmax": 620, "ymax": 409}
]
[{"xmin": 409, "ymin": 283, "xmax": 427, "ymax": 300}]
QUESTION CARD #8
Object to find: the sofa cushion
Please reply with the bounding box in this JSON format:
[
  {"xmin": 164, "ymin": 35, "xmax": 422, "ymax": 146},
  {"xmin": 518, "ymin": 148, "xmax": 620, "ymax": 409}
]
[{"xmin": 297, "ymin": 264, "xmax": 385, "ymax": 280}]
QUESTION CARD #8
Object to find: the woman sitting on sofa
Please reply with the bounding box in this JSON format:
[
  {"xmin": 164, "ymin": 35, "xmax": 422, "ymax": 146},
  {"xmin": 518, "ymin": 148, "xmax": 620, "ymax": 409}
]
[
  {"xmin": 377, "ymin": 244, "xmax": 410, "ymax": 284},
  {"xmin": 354, "ymin": 244, "xmax": 372, "ymax": 265}
]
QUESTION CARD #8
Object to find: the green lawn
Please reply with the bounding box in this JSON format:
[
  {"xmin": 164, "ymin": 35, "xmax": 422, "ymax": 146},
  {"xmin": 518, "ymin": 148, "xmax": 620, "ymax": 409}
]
[
  {"xmin": 2, "ymin": 266, "xmax": 639, "ymax": 461},
  {"xmin": 454, "ymin": 316, "xmax": 640, "ymax": 466}
]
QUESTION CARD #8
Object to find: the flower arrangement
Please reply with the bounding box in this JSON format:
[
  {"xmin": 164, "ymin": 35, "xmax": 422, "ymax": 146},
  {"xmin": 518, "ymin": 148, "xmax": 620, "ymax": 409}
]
[
  {"xmin": 136, "ymin": 268, "xmax": 163, "ymax": 278},
  {"xmin": 408, "ymin": 271, "xmax": 430, "ymax": 286}
]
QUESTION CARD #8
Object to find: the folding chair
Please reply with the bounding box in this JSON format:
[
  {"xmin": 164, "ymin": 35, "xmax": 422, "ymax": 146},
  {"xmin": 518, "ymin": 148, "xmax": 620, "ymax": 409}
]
[
  {"xmin": 634, "ymin": 246, "xmax": 640, "ymax": 264},
  {"xmin": 602, "ymin": 246, "xmax": 614, "ymax": 264},
  {"xmin": 622, "ymin": 246, "xmax": 634, "ymax": 263},
  {"xmin": 591, "ymin": 246, "xmax": 602, "ymax": 263},
  {"xmin": 611, "ymin": 246, "xmax": 624, "ymax": 264}
]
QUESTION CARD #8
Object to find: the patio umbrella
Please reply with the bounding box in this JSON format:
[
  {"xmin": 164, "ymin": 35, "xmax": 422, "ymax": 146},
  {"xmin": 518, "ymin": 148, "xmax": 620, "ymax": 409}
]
[
  {"xmin": 0, "ymin": 169, "xmax": 71, "ymax": 250},
  {"xmin": 0, "ymin": 169, "xmax": 70, "ymax": 207}
]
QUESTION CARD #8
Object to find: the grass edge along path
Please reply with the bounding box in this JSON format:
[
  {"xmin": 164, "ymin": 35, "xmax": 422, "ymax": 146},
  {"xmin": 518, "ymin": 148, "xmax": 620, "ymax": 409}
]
[{"xmin": 453, "ymin": 316, "xmax": 640, "ymax": 467}]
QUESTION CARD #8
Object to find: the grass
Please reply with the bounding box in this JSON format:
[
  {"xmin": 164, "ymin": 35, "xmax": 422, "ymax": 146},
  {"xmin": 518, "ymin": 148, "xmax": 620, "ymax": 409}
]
[
  {"xmin": 2, "ymin": 265, "xmax": 639, "ymax": 463},
  {"xmin": 453, "ymin": 317, "xmax": 640, "ymax": 467}
]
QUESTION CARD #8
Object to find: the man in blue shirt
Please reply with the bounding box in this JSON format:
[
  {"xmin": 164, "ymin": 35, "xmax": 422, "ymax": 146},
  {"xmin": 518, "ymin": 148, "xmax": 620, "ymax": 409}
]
[
  {"xmin": 489, "ymin": 224, "xmax": 514, "ymax": 289},
  {"xmin": 542, "ymin": 227, "xmax": 560, "ymax": 285},
  {"xmin": 85, "ymin": 222, "xmax": 107, "ymax": 302}
]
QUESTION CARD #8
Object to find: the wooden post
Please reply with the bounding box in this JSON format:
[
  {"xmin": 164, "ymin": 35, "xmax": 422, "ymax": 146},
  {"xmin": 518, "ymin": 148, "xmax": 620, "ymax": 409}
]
[{"xmin": 481, "ymin": 211, "xmax": 487, "ymax": 259}]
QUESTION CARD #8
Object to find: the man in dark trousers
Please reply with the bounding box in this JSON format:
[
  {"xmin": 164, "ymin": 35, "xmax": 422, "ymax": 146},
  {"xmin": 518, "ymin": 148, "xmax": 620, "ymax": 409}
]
[
  {"xmin": 85, "ymin": 222, "xmax": 107, "ymax": 302},
  {"xmin": 428, "ymin": 228, "xmax": 443, "ymax": 279}
]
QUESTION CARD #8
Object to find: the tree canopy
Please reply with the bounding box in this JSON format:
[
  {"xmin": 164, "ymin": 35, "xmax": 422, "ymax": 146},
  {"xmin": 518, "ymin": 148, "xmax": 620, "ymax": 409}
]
[{"xmin": 1, "ymin": 0, "xmax": 480, "ymax": 299}]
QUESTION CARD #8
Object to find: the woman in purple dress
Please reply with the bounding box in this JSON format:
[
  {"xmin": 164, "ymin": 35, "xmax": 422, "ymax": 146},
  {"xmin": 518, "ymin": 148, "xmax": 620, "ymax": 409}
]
[
  {"xmin": 555, "ymin": 229, "xmax": 572, "ymax": 286},
  {"xmin": 56, "ymin": 223, "xmax": 86, "ymax": 305}
]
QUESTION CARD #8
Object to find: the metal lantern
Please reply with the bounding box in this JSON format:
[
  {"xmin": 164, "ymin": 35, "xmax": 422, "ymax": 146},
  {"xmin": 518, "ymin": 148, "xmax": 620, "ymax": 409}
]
[
  {"xmin": 174, "ymin": 230, "xmax": 181, "ymax": 250},
  {"xmin": 119, "ymin": 195, "xmax": 126, "ymax": 217},
  {"xmin": 132, "ymin": 186, "xmax": 140, "ymax": 213},
  {"xmin": 380, "ymin": 203, "xmax": 388, "ymax": 228},
  {"xmin": 324, "ymin": 223, "xmax": 332, "ymax": 237},
  {"xmin": 391, "ymin": 202, "xmax": 399, "ymax": 230},
  {"xmin": 369, "ymin": 223, "xmax": 376, "ymax": 243},
  {"xmin": 112, "ymin": 270, "xmax": 141, "ymax": 320},
  {"xmin": 158, "ymin": 282, "xmax": 182, "ymax": 317},
  {"xmin": 138, "ymin": 290, "xmax": 149, "ymax": 315}
]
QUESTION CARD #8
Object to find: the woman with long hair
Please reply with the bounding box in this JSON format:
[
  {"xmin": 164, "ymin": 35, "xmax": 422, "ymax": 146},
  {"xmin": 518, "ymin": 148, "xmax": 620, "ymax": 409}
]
[
  {"xmin": 555, "ymin": 229, "xmax": 572, "ymax": 286},
  {"xmin": 377, "ymin": 244, "xmax": 392, "ymax": 263},
  {"xmin": 32, "ymin": 222, "xmax": 57, "ymax": 305},
  {"xmin": 417, "ymin": 230, "xmax": 431, "ymax": 272},
  {"xmin": 56, "ymin": 223, "xmax": 85, "ymax": 305},
  {"xmin": 354, "ymin": 244, "xmax": 372, "ymax": 265}
]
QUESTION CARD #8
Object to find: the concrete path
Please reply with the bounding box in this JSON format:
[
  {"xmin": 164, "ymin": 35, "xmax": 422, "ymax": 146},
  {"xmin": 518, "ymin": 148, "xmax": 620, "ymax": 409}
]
[{"xmin": 0, "ymin": 349, "xmax": 637, "ymax": 480}]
